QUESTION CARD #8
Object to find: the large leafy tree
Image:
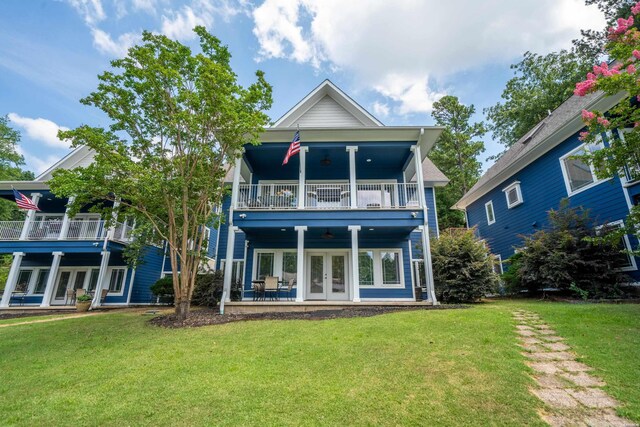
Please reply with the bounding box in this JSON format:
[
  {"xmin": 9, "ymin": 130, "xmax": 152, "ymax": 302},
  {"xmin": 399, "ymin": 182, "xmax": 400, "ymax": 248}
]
[
  {"xmin": 49, "ymin": 27, "xmax": 272, "ymax": 319},
  {"xmin": 576, "ymin": 2, "xmax": 640, "ymax": 237},
  {"xmin": 0, "ymin": 115, "xmax": 34, "ymax": 220},
  {"xmin": 429, "ymin": 96, "xmax": 485, "ymax": 228},
  {"xmin": 486, "ymin": 0, "xmax": 634, "ymax": 150}
]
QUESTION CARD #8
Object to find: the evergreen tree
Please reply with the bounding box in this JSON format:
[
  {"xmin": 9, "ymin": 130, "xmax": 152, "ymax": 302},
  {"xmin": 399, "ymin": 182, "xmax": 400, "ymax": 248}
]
[{"xmin": 429, "ymin": 96, "xmax": 485, "ymax": 228}]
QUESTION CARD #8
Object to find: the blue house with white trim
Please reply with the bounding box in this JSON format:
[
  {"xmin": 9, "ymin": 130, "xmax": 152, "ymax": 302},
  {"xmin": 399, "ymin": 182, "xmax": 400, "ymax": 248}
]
[
  {"xmin": 0, "ymin": 80, "xmax": 449, "ymax": 309},
  {"xmin": 454, "ymin": 90, "xmax": 640, "ymax": 282}
]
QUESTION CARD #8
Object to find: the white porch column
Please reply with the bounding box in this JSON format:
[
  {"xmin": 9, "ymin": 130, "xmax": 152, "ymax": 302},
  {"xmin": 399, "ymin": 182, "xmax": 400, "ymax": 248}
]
[
  {"xmin": 222, "ymin": 226, "xmax": 238, "ymax": 302},
  {"xmin": 348, "ymin": 225, "xmax": 361, "ymax": 302},
  {"xmin": 346, "ymin": 146, "xmax": 358, "ymax": 208},
  {"xmin": 294, "ymin": 225, "xmax": 307, "ymax": 302},
  {"xmin": 105, "ymin": 199, "xmax": 121, "ymax": 240},
  {"xmin": 19, "ymin": 192, "xmax": 41, "ymax": 240},
  {"xmin": 0, "ymin": 252, "xmax": 26, "ymax": 307},
  {"xmin": 230, "ymin": 157, "xmax": 242, "ymax": 210},
  {"xmin": 91, "ymin": 251, "xmax": 111, "ymax": 309},
  {"xmin": 40, "ymin": 251, "xmax": 64, "ymax": 308},
  {"xmin": 297, "ymin": 147, "xmax": 308, "ymax": 209},
  {"xmin": 58, "ymin": 196, "xmax": 75, "ymax": 240},
  {"xmin": 412, "ymin": 142, "xmax": 438, "ymax": 304}
]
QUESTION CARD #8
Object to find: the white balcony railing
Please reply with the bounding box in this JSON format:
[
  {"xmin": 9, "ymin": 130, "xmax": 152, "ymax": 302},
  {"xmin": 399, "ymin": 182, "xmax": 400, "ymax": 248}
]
[
  {"xmin": 235, "ymin": 182, "xmax": 421, "ymax": 210},
  {"xmin": 0, "ymin": 220, "xmax": 133, "ymax": 242}
]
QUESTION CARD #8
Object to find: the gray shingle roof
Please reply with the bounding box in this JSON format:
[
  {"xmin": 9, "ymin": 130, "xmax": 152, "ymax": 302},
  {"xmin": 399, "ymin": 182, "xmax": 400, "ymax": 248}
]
[{"xmin": 455, "ymin": 90, "xmax": 605, "ymax": 208}]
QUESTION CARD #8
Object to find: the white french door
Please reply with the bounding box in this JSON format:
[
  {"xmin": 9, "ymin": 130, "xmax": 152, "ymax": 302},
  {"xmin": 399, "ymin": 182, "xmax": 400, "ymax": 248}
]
[
  {"xmin": 50, "ymin": 268, "xmax": 99, "ymax": 305},
  {"xmin": 306, "ymin": 251, "xmax": 349, "ymax": 301}
]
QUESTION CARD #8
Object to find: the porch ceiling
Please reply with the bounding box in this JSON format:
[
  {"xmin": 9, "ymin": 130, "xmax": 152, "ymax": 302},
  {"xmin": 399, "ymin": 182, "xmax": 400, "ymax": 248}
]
[
  {"xmin": 244, "ymin": 142, "xmax": 414, "ymax": 180},
  {"xmin": 243, "ymin": 226, "xmax": 416, "ymax": 241}
]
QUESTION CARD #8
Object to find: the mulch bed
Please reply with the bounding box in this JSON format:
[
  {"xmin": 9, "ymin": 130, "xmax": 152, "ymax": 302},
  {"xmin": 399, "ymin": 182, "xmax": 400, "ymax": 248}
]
[{"xmin": 149, "ymin": 304, "xmax": 469, "ymax": 329}]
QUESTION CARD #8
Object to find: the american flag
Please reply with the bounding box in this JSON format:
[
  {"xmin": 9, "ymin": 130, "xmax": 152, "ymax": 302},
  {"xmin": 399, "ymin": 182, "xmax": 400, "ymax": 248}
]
[
  {"xmin": 282, "ymin": 130, "xmax": 301, "ymax": 165},
  {"xmin": 12, "ymin": 188, "xmax": 40, "ymax": 211}
]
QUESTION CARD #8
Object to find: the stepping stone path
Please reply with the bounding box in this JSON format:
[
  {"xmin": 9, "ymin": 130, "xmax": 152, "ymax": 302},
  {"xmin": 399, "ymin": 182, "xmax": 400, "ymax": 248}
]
[{"xmin": 513, "ymin": 310, "xmax": 637, "ymax": 427}]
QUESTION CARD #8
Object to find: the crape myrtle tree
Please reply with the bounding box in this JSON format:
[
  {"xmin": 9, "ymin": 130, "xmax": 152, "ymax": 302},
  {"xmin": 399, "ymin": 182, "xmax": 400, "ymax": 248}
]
[
  {"xmin": 49, "ymin": 27, "xmax": 272, "ymax": 320},
  {"xmin": 575, "ymin": 2, "xmax": 640, "ymax": 239}
]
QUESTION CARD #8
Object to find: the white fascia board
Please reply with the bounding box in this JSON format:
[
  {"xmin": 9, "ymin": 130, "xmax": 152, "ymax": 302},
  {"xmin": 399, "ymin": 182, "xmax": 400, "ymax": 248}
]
[
  {"xmin": 259, "ymin": 126, "xmax": 443, "ymax": 143},
  {"xmin": 0, "ymin": 181, "xmax": 50, "ymax": 191},
  {"xmin": 454, "ymin": 92, "xmax": 625, "ymax": 210}
]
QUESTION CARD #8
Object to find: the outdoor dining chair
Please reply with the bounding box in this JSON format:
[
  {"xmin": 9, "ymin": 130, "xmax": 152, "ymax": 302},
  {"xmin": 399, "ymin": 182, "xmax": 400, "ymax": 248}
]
[
  {"xmin": 65, "ymin": 289, "xmax": 76, "ymax": 305},
  {"xmin": 283, "ymin": 278, "xmax": 296, "ymax": 301},
  {"xmin": 264, "ymin": 276, "xmax": 279, "ymax": 301}
]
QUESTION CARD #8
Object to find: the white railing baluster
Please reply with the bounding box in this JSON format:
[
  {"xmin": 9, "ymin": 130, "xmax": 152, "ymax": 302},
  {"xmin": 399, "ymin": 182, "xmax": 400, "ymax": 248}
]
[{"xmin": 234, "ymin": 182, "xmax": 422, "ymax": 210}]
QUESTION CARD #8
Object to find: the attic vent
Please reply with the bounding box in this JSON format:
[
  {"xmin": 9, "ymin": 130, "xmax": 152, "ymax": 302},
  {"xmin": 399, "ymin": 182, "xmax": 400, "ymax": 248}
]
[{"xmin": 522, "ymin": 122, "xmax": 546, "ymax": 144}]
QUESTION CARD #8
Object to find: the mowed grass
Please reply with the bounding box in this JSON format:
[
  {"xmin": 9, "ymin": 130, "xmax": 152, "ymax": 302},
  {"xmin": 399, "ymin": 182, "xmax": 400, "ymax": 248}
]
[
  {"xmin": 0, "ymin": 301, "xmax": 638, "ymax": 426},
  {"xmin": 504, "ymin": 300, "xmax": 640, "ymax": 422},
  {"xmin": 0, "ymin": 305, "xmax": 543, "ymax": 426}
]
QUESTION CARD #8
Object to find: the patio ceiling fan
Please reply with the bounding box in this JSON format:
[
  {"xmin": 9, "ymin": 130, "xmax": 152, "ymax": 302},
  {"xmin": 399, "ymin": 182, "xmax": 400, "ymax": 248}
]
[{"xmin": 321, "ymin": 228, "xmax": 334, "ymax": 239}]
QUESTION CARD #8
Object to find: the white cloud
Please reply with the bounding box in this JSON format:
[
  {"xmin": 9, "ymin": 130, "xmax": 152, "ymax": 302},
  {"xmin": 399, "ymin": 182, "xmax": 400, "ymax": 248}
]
[
  {"xmin": 161, "ymin": 0, "xmax": 244, "ymax": 41},
  {"xmin": 251, "ymin": 0, "xmax": 605, "ymax": 114},
  {"xmin": 8, "ymin": 113, "xmax": 70, "ymax": 149},
  {"xmin": 66, "ymin": 0, "xmax": 106, "ymax": 25},
  {"xmin": 371, "ymin": 101, "xmax": 390, "ymax": 119},
  {"xmin": 91, "ymin": 28, "xmax": 140, "ymax": 57},
  {"xmin": 15, "ymin": 146, "xmax": 62, "ymax": 175},
  {"xmin": 132, "ymin": 0, "xmax": 157, "ymax": 14}
]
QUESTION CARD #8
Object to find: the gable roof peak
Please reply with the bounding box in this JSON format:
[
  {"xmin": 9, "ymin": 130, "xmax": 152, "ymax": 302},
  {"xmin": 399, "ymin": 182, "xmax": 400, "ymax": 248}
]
[{"xmin": 273, "ymin": 80, "xmax": 383, "ymax": 128}]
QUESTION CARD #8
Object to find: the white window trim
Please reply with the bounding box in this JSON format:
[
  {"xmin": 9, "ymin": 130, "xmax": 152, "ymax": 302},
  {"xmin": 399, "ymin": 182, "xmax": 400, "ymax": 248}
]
[
  {"xmin": 252, "ymin": 249, "xmax": 297, "ymax": 281},
  {"xmin": 559, "ymin": 141, "xmax": 610, "ymax": 197},
  {"xmin": 595, "ymin": 220, "xmax": 638, "ymax": 272},
  {"xmin": 485, "ymin": 201, "xmax": 495, "ymax": 225},
  {"xmin": 502, "ymin": 181, "xmax": 523, "ymax": 209},
  {"xmin": 494, "ymin": 254, "xmax": 504, "ymax": 275},
  {"xmin": 105, "ymin": 267, "xmax": 127, "ymax": 296},
  {"xmin": 358, "ymin": 248, "xmax": 405, "ymax": 288}
]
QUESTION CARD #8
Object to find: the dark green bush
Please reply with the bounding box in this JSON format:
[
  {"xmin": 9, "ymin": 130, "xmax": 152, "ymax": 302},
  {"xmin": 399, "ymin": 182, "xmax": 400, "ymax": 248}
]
[
  {"xmin": 150, "ymin": 276, "xmax": 174, "ymax": 304},
  {"xmin": 509, "ymin": 201, "xmax": 629, "ymax": 299},
  {"xmin": 432, "ymin": 228, "xmax": 498, "ymax": 303},
  {"xmin": 191, "ymin": 271, "xmax": 224, "ymax": 307}
]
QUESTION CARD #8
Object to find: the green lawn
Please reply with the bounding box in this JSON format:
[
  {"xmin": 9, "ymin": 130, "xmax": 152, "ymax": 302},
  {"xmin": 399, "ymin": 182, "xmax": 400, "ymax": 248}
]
[{"xmin": 0, "ymin": 301, "xmax": 637, "ymax": 426}]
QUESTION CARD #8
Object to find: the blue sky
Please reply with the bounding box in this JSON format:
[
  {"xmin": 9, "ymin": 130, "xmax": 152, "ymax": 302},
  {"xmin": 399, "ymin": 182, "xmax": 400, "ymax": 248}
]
[{"xmin": 0, "ymin": 0, "xmax": 605, "ymax": 175}]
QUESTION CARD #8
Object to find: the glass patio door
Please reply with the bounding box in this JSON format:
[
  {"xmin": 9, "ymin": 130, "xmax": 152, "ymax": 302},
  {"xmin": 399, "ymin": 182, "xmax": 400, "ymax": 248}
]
[
  {"xmin": 51, "ymin": 270, "xmax": 72, "ymax": 305},
  {"xmin": 306, "ymin": 252, "xmax": 349, "ymax": 301}
]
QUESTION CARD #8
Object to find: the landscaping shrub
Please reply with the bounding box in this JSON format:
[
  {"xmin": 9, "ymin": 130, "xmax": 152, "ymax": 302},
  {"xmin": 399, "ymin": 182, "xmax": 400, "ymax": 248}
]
[
  {"xmin": 507, "ymin": 201, "xmax": 629, "ymax": 299},
  {"xmin": 191, "ymin": 271, "xmax": 224, "ymax": 307},
  {"xmin": 150, "ymin": 276, "xmax": 174, "ymax": 304},
  {"xmin": 432, "ymin": 228, "xmax": 498, "ymax": 303}
]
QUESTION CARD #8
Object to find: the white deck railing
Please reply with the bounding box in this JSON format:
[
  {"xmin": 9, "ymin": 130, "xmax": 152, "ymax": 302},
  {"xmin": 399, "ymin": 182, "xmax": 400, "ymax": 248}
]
[
  {"xmin": 0, "ymin": 220, "xmax": 133, "ymax": 242},
  {"xmin": 235, "ymin": 182, "xmax": 421, "ymax": 210}
]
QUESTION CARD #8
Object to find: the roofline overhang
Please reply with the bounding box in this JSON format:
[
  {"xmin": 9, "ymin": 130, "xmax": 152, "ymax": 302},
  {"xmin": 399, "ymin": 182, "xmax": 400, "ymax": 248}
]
[
  {"xmin": 453, "ymin": 91, "xmax": 626, "ymax": 210},
  {"xmin": 0, "ymin": 181, "xmax": 50, "ymax": 191},
  {"xmin": 257, "ymin": 126, "xmax": 444, "ymax": 144}
]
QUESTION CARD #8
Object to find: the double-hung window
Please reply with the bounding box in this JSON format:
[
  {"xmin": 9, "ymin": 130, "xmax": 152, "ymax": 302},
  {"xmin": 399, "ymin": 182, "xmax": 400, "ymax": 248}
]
[
  {"xmin": 597, "ymin": 220, "xmax": 637, "ymax": 271},
  {"xmin": 559, "ymin": 141, "xmax": 605, "ymax": 196},
  {"xmin": 502, "ymin": 182, "xmax": 523, "ymax": 208},
  {"xmin": 108, "ymin": 268, "xmax": 126, "ymax": 293},
  {"xmin": 485, "ymin": 201, "xmax": 495, "ymax": 225}
]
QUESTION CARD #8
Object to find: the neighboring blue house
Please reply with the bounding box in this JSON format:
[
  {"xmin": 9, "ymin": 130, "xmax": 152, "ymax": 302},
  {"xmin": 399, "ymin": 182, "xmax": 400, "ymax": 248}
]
[
  {"xmin": 0, "ymin": 80, "xmax": 449, "ymax": 308},
  {"xmin": 454, "ymin": 90, "xmax": 640, "ymax": 282}
]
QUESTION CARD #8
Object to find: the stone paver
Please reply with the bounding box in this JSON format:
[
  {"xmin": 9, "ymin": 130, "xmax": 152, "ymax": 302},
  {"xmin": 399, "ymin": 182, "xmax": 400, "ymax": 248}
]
[{"xmin": 513, "ymin": 310, "xmax": 637, "ymax": 427}]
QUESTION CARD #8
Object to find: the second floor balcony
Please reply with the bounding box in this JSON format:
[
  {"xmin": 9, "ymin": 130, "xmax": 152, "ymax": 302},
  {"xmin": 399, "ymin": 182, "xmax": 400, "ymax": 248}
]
[
  {"xmin": 236, "ymin": 182, "xmax": 421, "ymax": 210},
  {"xmin": 0, "ymin": 220, "xmax": 133, "ymax": 243}
]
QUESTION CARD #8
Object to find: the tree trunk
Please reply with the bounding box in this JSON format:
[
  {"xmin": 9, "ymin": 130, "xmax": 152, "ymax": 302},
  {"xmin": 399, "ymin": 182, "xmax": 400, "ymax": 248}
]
[{"xmin": 175, "ymin": 299, "xmax": 191, "ymax": 320}]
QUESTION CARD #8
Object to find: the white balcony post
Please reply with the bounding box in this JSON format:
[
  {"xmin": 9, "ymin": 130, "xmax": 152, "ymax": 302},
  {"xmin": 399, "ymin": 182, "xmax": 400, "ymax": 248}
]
[
  {"xmin": 91, "ymin": 251, "xmax": 111, "ymax": 309},
  {"xmin": 222, "ymin": 226, "xmax": 238, "ymax": 303},
  {"xmin": 346, "ymin": 146, "xmax": 358, "ymax": 208},
  {"xmin": 294, "ymin": 226, "xmax": 306, "ymax": 302},
  {"xmin": 230, "ymin": 157, "xmax": 242, "ymax": 210},
  {"xmin": 411, "ymin": 145, "xmax": 427, "ymax": 209},
  {"xmin": 0, "ymin": 252, "xmax": 26, "ymax": 307},
  {"xmin": 348, "ymin": 225, "xmax": 361, "ymax": 302},
  {"xmin": 297, "ymin": 147, "xmax": 308, "ymax": 209},
  {"xmin": 58, "ymin": 196, "xmax": 75, "ymax": 240},
  {"xmin": 19, "ymin": 192, "xmax": 41, "ymax": 240},
  {"xmin": 40, "ymin": 251, "xmax": 64, "ymax": 308}
]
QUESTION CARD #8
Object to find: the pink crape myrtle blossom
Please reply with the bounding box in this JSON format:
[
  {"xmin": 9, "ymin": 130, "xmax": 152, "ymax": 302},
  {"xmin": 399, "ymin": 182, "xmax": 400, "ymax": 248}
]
[
  {"xmin": 609, "ymin": 16, "xmax": 635, "ymax": 36},
  {"xmin": 597, "ymin": 116, "xmax": 610, "ymax": 127},
  {"xmin": 632, "ymin": 1, "xmax": 640, "ymax": 15},
  {"xmin": 579, "ymin": 131, "xmax": 590, "ymax": 141},
  {"xmin": 582, "ymin": 110, "xmax": 596, "ymax": 121},
  {"xmin": 633, "ymin": 50, "xmax": 640, "ymax": 60},
  {"xmin": 628, "ymin": 64, "xmax": 637, "ymax": 74}
]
